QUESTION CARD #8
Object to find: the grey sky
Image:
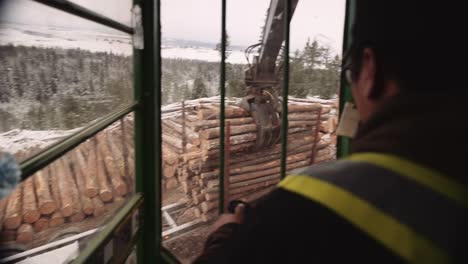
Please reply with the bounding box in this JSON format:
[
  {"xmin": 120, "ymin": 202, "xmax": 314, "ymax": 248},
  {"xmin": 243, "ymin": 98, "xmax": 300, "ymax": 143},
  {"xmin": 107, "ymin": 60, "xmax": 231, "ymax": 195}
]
[{"xmin": 1, "ymin": 0, "xmax": 345, "ymax": 53}]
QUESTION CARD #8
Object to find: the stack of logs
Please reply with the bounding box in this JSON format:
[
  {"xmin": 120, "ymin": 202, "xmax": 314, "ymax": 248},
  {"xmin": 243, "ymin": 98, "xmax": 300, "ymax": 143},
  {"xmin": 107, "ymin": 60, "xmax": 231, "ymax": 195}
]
[
  {"xmin": 0, "ymin": 116, "xmax": 135, "ymax": 245},
  {"xmin": 0, "ymin": 95, "xmax": 338, "ymax": 244},
  {"xmin": 161, "ymin": 96, "xmax": 338, "ymax": 222}
]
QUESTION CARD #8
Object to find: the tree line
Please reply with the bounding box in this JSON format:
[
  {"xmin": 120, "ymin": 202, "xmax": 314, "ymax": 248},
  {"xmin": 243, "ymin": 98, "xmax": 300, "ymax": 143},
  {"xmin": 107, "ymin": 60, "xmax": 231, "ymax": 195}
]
[{"xmin": 0, "ymin": 41, "xmax": 340, "ymax": 131}]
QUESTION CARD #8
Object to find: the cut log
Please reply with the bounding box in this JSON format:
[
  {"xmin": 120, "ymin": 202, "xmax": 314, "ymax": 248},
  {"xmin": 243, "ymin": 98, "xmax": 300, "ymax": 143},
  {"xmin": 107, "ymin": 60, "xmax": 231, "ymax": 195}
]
[
  {"xmin": 22, "ymin": 177, "xmax": 40, "ymax": 224},
  {"xmin": 193, "ymin": 117, "xmax": 254, "ymax": 131},
  {"xmin": 33, "ymin": 217, "xmax": 49, "ymax": 232},
  {"xmin": 98, "ymin": 134, "xmax": 128, "ymax": 197},
  {"xmin": 92, "ymin": 196, "xmax": 106, "ymax": 217},
  {"xmin": 163, "ymin": 163, "xmax": 178, "ymax": 178},
  {"xmin": 49, "ymin": 165, "xmax": 63, "ymax": 223},
  {"xmin": 198, "ymin": 107, "xmax": 249, "ymax": 120},
  {"xmin": 200, "ymin": 124, "xmax": 257, "ymax": 140},
  {"xmin": 95, "ymin": 141, "xmax": 113, "ymax": 202},
  {"xmin": 49, "ymin": 211, "xmax": 65, "ymax": 228},
  {"xmin": 107, "ymin": 135, "xmax": 128, "ymax": 180},
  {"xmin": 278, "ymin": 103, "xmax": 322, "ymax": 113},
  {"xmin": 34, "ymin": 169, "xmax": 57, "ymax": 216},
  {"xmin": 60, "ymin": 158, "xmax": 85, "ymax": 222},
  {"xmin": 166, "ymin": 178, "xmax": 179, "ymax": 190},
  {"xmin": 71, "ymin": 153, "xmax": 94, "ymax": 216},
  {"xmin": 76, "ymin": 148, "xmax": 98, "ymax": 197},
  {"xmin": 69, "ymin": 212, "xmax": 85, "ymax": 223},
  {"xmin": 16, "ymin": 223, "xmax": 34, "ymax": 244},
  {"xmin": 3, "ymin": 185, "xmax": 22, "ymax": 230},
  {"xmin": 54, "ymin": 161, "xmax": 73, "ymax": 217},
  {"xmin": 201, "ymin": 211, "xmax": 217, "ymax": 222}
]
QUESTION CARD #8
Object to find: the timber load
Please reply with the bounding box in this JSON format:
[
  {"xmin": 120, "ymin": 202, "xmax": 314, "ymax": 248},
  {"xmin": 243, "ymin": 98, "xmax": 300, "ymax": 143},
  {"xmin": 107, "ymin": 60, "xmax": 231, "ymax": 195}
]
[
  {"xmin": 0, "ymin": 96, "xmax": 338, "ymax": 243},
  {"xmin": 1, "ymin": 116, "xmax": 135, "ymax": 244},
  {"xmin": 160, "ymin": 96, "xmax": 338, "ymax": 222}
]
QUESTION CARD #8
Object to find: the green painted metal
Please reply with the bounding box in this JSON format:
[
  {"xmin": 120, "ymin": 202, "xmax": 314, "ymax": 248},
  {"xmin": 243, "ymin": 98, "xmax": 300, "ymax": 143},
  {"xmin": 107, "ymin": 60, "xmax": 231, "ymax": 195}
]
[
  {"xmin": 161, "ymin": 248, "xmax": 181, "ymax": 264},
  {"xmin": 337, "ymin": 0, "xmax": 355, "ymax": 158},
  {"xmin": 219, "ymin": 0, "xmax": 227, "ymax": 214},
  {"xmin": 134, "ymin": 0, "xmax": 162, "ymax": 262},
  {"xmin": 71, "ymin": 193, "xmax": 143, "ymax": 263},
  {"xmin": 32, "ymin": 0, "xmax": 133, "ymax": 34},
  {"xmin": 280, "ymin": 0, "xmax": 291, "ymax": 179},
  {"xmin": 20, "ymin": 102, "xmax": 138, "ymax": 181}
]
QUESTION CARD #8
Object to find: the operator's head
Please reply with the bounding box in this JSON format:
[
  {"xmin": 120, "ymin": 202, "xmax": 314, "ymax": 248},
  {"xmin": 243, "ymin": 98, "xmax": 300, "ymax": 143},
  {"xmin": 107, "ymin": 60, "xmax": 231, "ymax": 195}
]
[{"xmin": 344, "ymin": 1, "xmax": 465, "ymax": 122}]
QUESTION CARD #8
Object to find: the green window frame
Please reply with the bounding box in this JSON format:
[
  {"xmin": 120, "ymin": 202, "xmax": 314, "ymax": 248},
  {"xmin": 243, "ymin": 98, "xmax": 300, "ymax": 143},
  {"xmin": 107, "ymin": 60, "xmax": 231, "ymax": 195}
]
[{"xmin": 14, "ymin": 0, "xmax": 353, "ymax": 262}]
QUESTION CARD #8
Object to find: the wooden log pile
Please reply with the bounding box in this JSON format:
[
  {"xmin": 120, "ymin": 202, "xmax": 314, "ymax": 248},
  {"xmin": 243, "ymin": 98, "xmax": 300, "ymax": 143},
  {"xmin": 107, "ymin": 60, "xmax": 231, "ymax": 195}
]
[
  {"xmin": 0, "ymin": 96, "xmax": 338, "ymax": 243},
  {"xmin": 160, "ymin": 96, "xmax": 338, "ymax": 222},
  {"xmin": 0, "ymin": 115, "xmax": 135, "ymax": 244}
]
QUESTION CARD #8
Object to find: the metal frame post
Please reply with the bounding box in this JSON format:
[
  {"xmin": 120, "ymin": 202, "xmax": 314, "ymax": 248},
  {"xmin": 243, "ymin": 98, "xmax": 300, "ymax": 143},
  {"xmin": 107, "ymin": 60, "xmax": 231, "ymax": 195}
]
[
  {"xmin": 134, "ymin": 0, "xmax": 162, "ymax": 262},
  {"xmin": 337, "ymin": 0, "xmax": 355, "ymax": 158},
  {"xmin": 280, "ymin": 0, "xmax": 291, "ymax": 179},
  {"xmin": 219, "ymin": 0, "xmax": 227, "ymax": 214}
]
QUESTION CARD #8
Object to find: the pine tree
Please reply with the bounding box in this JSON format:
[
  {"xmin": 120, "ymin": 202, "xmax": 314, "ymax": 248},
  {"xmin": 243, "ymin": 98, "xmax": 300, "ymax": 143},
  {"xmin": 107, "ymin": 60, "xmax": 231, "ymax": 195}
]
[
  {"xmin": 216, "ymin": 32, "xmax": 231, "ymax": 60},
  {"xmin": 192, "ymin": 77, "xmax": 208, "ymax": 99}
]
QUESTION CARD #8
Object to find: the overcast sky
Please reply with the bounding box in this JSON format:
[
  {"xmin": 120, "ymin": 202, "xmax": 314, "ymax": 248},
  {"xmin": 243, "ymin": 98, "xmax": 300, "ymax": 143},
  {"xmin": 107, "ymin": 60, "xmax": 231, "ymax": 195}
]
[{"xmin": 1, "ymin": 0, "xmax": 345, "ymax": 53}]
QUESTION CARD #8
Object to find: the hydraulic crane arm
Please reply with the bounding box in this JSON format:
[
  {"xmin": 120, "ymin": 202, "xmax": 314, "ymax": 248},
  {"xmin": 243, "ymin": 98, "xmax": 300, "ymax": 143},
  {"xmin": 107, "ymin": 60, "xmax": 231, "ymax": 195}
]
[
  {"xmin": 241, "ymin": 0, "xmax": 299, "ymax": 149},
  {"xmin": 247, "ymin": 0, "xmax": 299, "ymax": 86}
]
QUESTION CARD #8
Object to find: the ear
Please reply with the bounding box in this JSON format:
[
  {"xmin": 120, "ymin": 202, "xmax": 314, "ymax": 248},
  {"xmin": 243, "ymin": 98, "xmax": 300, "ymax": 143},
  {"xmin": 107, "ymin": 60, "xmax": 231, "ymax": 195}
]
[{"xmin": 357, "ymin": 48, "xmax": 377, "ymax": 99}]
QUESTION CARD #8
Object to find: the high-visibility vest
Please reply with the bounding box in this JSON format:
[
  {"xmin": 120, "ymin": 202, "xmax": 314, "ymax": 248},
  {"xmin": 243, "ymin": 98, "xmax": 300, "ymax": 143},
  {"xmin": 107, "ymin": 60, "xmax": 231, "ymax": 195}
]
[{"xmin": 278, "ymin": 152, "xmax": 468, "ymax": 264}]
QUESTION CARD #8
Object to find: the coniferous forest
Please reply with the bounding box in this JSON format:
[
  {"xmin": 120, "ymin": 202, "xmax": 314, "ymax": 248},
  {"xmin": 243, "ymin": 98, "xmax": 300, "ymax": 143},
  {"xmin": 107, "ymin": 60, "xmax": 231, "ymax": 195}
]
[{"xmin": 0, "ymin": 39, "xmax": 340, "ymax": 132}]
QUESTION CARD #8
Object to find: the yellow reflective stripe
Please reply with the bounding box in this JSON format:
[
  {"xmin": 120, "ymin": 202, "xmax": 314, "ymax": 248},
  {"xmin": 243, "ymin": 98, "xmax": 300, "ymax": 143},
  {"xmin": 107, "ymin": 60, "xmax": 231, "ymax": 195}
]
[
  {"xmin": 348, "ymin": 153, "xmax": 468, "ymax": 208},
  {"xmin": 278, "ymin": 175, "xmax": 451, "ymax": 264}
]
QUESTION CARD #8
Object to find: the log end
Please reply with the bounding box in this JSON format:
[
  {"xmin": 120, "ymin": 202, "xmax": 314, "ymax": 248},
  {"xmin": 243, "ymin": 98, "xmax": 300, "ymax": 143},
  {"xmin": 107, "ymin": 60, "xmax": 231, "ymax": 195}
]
[
  {"xmin": 166, "ymin": 179, "xmax": 179, "ymax": 190},
  {"xmin": 39, "ymin": 202, "xmax": 57, "ymax": 215},
  {"xmin": 50, "ymin": 213, "xmax": 65, "ymax": 228},
  {"xmin": 4, "ymin": 216, "xmax": 22, "ymax": 230},
  {"xmin": 16, "ymin": 224, "xmax": 34, "ymax": 244},
  {"xmin": 99, "ymin": 191, "xmax": 113, "ymax": 203},
  {"xmin": 23, "ymin": 211, "xmax": 41, "ymax": 224},
  {"xmin": 115, "ymin": 184, "xmax": 128, "ymax": 197},
  {"xmin": 69, "ymin": 212, "xmax": 85, "ymax": 223},
  {"xmin": 33, "ymin": 218, "xmax": 49, "ymax": 232},
  {"xmin": 93, "ymin": 206, "xmax": 106, "ymax": 217},
  {"xmin": 86, "ymin": 188, "xmax": 99, "ymax": 198},
  {"xmin": 61, "ymin": 205, "xmax": 73, "ymax": 218},
  {"xmin": 83, "ymin": 206, "xmax": 95, "ymax": 216},
  {"xmin": 194, "ymin": 208, "xmax": 201, "ymax": 218}
]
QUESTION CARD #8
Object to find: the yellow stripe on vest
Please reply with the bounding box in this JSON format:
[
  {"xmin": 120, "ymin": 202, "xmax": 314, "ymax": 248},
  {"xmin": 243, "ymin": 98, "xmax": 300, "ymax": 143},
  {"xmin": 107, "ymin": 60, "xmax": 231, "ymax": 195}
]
[
  {"xmin": 278, "ymin": 175, "xmax": 451, "ymax": 264},
  {"xmin": 348, "ymin": 153, "xmax": 468, "ymax": 208}
]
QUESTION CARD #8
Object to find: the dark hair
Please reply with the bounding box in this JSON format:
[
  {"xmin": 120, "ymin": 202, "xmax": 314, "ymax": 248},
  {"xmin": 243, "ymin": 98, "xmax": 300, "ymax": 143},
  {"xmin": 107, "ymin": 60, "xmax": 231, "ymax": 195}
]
[{"xmin": 347, "ymin": 1, "xmax": 466, "ymax": 93}]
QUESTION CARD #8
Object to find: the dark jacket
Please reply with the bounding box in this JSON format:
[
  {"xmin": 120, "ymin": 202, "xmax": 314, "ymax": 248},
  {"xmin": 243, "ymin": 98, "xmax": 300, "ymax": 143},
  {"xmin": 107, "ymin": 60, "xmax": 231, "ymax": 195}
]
[{"xmin": 193, "ymin": 92, "xmax": 467, "ymax": 263}]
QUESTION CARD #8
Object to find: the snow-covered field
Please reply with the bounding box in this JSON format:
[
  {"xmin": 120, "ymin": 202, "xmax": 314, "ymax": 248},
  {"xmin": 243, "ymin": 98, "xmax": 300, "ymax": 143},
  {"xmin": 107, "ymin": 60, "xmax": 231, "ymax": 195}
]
[
  {"xmin": 0, "ymin": 128, "xmax": 82, "ymax": 154},
  {"xmin": 0, "ymin": 23, "xmax": 248, "ymax": 64}
]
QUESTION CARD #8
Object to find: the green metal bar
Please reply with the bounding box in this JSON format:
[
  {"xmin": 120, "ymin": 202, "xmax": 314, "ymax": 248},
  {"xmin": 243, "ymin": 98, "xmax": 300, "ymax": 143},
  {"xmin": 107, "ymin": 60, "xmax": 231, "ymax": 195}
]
[
  {"xmin": 134, "ymin": 0, "xmax": 161, "ymax": 262},
  {"xmin": 161, "ymin": 248, "xmax": 180, "ymax": 264},
  {"xmin": 20, "ymin": 102, "xmax": 138, "ymax": 181},
  {"xmin": 32, "ymin": 0, "xmax": 133, "ymax": 35},
  {"xmin": 219, "ymin": 0, "xmax": 227, "ymax": 214},
  {"xmin": 71, "ymin": 193, "xmax": 143, "ymax": 263},
  {"xmin": 337, "ymin": 0, "xmax": 355, "ymax": 158},
  {"xmin": 114, "ymin": 229, "xmax": 142, "ymax": 264},
  {"xmin": 280, "ymin": 0, "xmax": 291, "ymax": 179}
]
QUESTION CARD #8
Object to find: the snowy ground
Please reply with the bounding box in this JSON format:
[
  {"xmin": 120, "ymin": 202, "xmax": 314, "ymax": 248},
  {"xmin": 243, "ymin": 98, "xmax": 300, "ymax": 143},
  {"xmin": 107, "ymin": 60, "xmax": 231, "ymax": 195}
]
[
  {"xmin": 0, "ymin": 22, "xmax": 248, "ymax": 64},
  {"xmin": 0, "ymin": 127, "xmax": 81, "ymax": 154}
]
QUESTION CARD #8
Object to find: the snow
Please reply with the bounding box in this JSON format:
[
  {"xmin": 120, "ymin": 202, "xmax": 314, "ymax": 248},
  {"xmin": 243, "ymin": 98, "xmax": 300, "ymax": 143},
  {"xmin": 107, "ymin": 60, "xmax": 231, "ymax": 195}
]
[
  {"xmin": 0, "ymin": 127, "xmax": 82, "ymax": 154},
  {"xmin": 0, "ymin": 23, "xmax": 248, "ymax": 64},
  {"xmin": 0, "ymin": 23, "xmax": 132, "ymax": 56}
]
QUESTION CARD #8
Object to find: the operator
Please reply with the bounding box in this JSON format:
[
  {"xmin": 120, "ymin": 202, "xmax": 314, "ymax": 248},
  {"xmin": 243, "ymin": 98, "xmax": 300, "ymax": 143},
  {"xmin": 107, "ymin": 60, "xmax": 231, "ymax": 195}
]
[{"xmin": 193, "ymin": 1, "xmax": 467, "ymax": 263}]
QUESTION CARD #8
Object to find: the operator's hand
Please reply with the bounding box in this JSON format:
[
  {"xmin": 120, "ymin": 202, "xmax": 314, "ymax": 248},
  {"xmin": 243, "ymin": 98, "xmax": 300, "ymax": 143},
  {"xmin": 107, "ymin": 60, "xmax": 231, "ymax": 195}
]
[{"xmin": 212, "ymin": 203, "xmax": 245, "ymax": 231}]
